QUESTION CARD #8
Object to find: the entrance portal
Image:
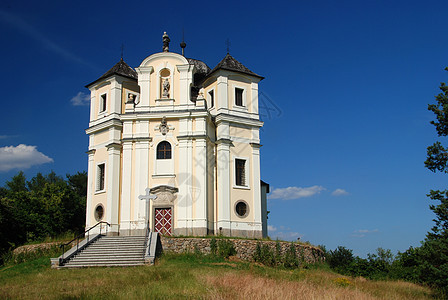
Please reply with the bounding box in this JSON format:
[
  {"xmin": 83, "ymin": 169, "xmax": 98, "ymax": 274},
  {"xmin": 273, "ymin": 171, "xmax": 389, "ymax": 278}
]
[{"xmin": 154, "ymin": 207, "xmax": 172, "ymax": 236}]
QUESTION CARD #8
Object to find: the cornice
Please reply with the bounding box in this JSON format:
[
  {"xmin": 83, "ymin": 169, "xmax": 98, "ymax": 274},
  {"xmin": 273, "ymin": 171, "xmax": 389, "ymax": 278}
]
[
  {"xmin": 215, "ymin": 113, "xmax": 263, "ymax": 127},
  {"xmin": 106, "ymin": 142, "xmax": 122, "ymax": 150},
  {"xmin": 215, "ymin": 138, "xmax": 233, "ymax": 145},
  {"xmin": 86, "ymin": 118, "xmax": 123, "ymax": 135},
  {"xmin": 121, "ymin": 109, "xmax": 209, "ymax": 121},
  {"xmin": 177, "ymin": 134, "xmax": 209, "ymax": 141},
  {"xmin": 121, "ymin": 137, "xmax": 153, "ymax": 143}
]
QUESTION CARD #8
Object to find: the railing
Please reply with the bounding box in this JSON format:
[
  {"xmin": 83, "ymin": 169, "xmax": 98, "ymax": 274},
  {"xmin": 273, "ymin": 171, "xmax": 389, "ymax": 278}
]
[
  {"xmin": 60, "ymin": 221, "xmax": 111, "ymax": 263},
  {"xmin": 144, "ymin": 220, "xmax": 151, "ymax": 257}
]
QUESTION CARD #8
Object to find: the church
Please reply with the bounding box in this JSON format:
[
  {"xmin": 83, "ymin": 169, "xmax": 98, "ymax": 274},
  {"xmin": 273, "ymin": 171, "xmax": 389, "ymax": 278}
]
[{"xmin": 84, "ymin": 33, "xmax": 269, "ymax": 238}]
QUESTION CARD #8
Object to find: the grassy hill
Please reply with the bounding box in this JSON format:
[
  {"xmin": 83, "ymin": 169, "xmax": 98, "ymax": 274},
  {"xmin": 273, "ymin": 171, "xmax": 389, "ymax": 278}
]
[{"xmin": 0, "ymin": 248, "xmax": 434, "ymax": 299}]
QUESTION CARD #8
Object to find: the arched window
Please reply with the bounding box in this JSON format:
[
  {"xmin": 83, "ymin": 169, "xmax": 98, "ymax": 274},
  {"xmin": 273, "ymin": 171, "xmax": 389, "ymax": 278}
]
[{"xmin": 157, "ymin": 141, "xmax": 172, "ymax": 159}]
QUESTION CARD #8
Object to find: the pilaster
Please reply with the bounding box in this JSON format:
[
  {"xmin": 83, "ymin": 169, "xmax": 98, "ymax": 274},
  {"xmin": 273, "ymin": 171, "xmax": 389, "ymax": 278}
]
[
  {"xmin": 251, "ymin": 143, "xmax": 262, "ymax": 227},
  {"xmin": 193, "ymin": 136, "xmax": 207, "ymax": 232},
  {"xmin": 134, "ymin": 139, "xmax": 150, "ymax": 229},
  {"xmin": 85, "ymin": 149, "xmax": 96, "ymax": 229},
  {"xmin": 106, "ymin": 143, "xmax": 121, "ymax": 233},
  {"xmin": 217, "ymin": 75, "xmax": 228, "ymax": 110},
  {"xmin": 177, "ymin": 64, "xmax": 193, "ymax": 105},
  {"xmin": 216, "ymin": 139, "xmax": 231, "ymax": 234},
  {"xmin": 119, "ymin": 142, "xmax": 133, "ymax": 231},
  {"xmin": 136, "ymin": 66, "xmax": 153, "ymax": 111},
  {"xmin": 110, "ymin": 78, "xmax": 123, "ymax": 115}
]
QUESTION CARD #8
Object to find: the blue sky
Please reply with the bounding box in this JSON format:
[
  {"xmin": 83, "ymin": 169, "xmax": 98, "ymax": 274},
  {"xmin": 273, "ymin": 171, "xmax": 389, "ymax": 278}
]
[{"xmin": 1, "ymin": 0, "xmax": 447, "ymax": 257}]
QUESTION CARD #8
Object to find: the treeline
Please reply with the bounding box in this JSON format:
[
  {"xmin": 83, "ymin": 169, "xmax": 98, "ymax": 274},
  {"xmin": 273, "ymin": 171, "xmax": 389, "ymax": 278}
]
[
  {"xmin": 0, "ymin": 171, "xmax": 87, "ymax": 261},
  {"xmin": 322, "ymin": 240, "xmax": 447, "ymax": 295}
]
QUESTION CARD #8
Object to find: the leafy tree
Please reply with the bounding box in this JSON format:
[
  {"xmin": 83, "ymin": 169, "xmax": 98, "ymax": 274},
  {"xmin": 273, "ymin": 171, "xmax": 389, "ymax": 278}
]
[
  {"xmin": 422, "ymin": 67, "xmax": 448, "ymax": 291},
  {"xmin": 327, "ymin": 246, "xmax": 354, "ymax": 272},
  {"xmin": 0, "ymin": 171, "xmax": 87, "ymax": 264}
]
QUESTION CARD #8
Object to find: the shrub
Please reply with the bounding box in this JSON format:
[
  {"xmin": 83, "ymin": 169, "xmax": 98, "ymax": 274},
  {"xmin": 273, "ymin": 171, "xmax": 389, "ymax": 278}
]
[
  {"xmin": 217, "ymin": 239, "xmax": 236, "ymax": 258},
  {"xmin": 210, "ymin": 237, "xmax": 217, "ymax": 256}
]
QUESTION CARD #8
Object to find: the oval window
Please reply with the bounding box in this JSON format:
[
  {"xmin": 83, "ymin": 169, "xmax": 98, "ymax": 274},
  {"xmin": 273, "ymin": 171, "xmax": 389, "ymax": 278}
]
[
  {"xmin": 94, "ymin": 204, "xmax": 104, "ymax": 221},
  {"xmin": 235, "ymin": 201, "xmax": 248, "ymax": 217}
]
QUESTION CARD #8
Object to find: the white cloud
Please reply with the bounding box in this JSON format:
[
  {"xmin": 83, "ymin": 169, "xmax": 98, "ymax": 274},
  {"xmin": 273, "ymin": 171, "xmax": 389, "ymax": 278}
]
[
  {"xmin": 0, "ymin": 144, "xmax": 53, "ymax": 172},
  {"xmin": 332, "ymin": 188, "xmax": 349, "ymax": 196},
  {"xmin": 352, "ymin": 229, "xmax": 379, "ymax": 238},
  {"xmin": 268, "ymin": 185, "xmax": 325, "ymax": 200},
  {"xmin": 268, "ymin": 225, "xmax": 277, "ymax": 232},
  {"xmin": 70, "ymin": 92, "xmax": 90, "ymax": 106}
]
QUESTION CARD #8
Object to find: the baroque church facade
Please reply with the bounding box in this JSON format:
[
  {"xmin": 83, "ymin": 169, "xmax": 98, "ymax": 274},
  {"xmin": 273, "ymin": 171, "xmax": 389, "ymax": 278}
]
[{"xmin": 85, "ymin": 33, "xmax": 269, "ymax": 238}]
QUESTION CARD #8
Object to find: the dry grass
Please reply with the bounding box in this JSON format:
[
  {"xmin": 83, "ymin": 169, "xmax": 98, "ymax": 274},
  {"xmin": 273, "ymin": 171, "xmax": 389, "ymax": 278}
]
[
  {"xmin": 0, "ymin": 254, "xmax": 434, "ymax": 299},
  {"xmin": 202, "ymin": 269, "xmax": 431, "ymax": 300}
]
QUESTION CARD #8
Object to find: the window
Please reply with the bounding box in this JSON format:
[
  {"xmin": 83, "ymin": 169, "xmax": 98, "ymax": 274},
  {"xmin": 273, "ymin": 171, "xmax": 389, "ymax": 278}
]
[
  {"xmin": 157, "ymin": 141, "xmax": 172, "ymax": 159},
  {"xmin": 235, "ymin": 88, "xmax": 244, "ymax": 107},
  {"xmin": 208, "ymin": 90, "xmax": 214, "ymax": 108},
  {"xmin": 235, "ymin": 201, "xmax": 248, "ymax": 217},
  {"xmin": 94, "ymin": 204, "xmax": 104, "ymax": 221},
  {"xmin": 96, "ymin": 163, "xmax": 105, "ymax": 191},
  {"xmin": 235, "ymin": 159, "xmax": 246, "ymax": 186},
  {"xmin": 100, "ymin": 93, "xmax": 107, "ymax": 112}
]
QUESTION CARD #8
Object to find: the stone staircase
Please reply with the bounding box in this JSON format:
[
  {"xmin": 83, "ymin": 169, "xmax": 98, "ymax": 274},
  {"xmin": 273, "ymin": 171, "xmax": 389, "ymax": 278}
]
[{"xmin": 60, "ymin": 236, "xmax": 147, "ymax": 268}]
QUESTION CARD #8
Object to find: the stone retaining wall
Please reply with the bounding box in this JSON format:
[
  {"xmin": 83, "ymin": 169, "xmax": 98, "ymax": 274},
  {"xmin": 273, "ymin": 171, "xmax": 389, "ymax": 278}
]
[{"xmin": 161, "ymin": 237, "xmax": 325, "ymax": 264}]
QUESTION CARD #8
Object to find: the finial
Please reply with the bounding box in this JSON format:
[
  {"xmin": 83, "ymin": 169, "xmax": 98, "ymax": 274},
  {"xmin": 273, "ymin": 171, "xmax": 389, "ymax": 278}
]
[
  {"xmin": 180, "ymin": 29, "xmax": 186, "ymax": 56},
  {"xmin": 120, "ymin": 43, "xmax": 124, "ymax": 60},
  {"xmin": 163, "ymin": 31, "xmax": 170, "ymax": 52},
  {"xmin": 226, "ymin": 38, "xmax": 231, "ymax": 54}
]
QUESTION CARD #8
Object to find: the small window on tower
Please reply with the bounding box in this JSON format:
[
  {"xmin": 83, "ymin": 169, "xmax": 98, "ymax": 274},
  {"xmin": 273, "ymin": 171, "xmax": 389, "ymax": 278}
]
[
  {"xmin": 96, "ymin": 163, "xmax": 105, "ymax": 191},
  {"xmin": 94, "ymin": 204, "xmax": 104, "ymax": 221},
  {"xmin": 208, "ymin": 90, "xmax": 214, "ymax": 108},
  {"xmin": 235, "ymin": 158, "xmax": 246, "ymax": 186},
  {"xmin": 100, "ymin": 93, "xmax": 107, "ymax": 112},
  {"xmin": 235, "ymin": 88, "xmax": 244, "ymax": 107},
  {"xmin": 157, "ymin": 141, "xmax": 172, "ymax": 159}
]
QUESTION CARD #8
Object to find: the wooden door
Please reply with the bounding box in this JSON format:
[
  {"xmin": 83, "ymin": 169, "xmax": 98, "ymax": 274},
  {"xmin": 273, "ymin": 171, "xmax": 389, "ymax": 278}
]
[{"xmin": 154, "ymin": 208, "xmax": 172, "ymax": 236}]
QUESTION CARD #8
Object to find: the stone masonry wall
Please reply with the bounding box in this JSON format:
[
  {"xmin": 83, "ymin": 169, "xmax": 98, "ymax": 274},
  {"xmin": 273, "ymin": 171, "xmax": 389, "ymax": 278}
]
[{"xmin": 160, "ymin": 237, "xmax": 325, "ymax": 264}]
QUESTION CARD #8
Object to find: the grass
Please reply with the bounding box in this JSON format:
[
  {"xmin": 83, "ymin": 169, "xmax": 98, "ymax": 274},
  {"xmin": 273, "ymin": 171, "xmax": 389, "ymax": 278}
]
[{"xmin": 0, "ymin": 252, "xmax": 435, "ymax": 299}]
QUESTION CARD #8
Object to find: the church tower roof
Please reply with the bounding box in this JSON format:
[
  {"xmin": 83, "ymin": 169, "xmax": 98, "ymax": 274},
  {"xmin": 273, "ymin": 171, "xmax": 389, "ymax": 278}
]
[
  {"xmin": 208, "ymin": 53, "xmax": 264, "ymax": 79},
  {"xmin": 86, "ymin": 58, "xmax": 138, "ymax": 88}
]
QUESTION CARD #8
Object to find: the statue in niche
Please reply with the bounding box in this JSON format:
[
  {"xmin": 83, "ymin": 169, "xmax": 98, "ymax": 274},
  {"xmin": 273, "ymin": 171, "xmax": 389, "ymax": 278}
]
[
  {"xmin": 127, "ymin": 93, "xmax": 136, "ymax": 104},
  {"xmin": 162, "ymin": 78, "xmax": 170, "ymax": 98}
]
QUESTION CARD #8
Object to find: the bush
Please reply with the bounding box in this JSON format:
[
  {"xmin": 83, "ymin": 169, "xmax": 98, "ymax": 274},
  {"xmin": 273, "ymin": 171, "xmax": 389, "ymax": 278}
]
[{"xmin": 217, "ymin": 239, "xmax": 236, "ymax": 258}]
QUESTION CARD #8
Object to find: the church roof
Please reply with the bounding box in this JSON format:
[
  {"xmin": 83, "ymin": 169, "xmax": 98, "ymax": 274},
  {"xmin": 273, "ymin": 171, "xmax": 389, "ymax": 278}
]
[
  {"xmin": 187, "ymin": 58, "xmax": 211, "ymax": 75},
  {"xmin": 86, "ymin": 58, "xmax": 138, "ymax": 88},
  {"xmin": 208, "ymin": 53, "xmax": 264, "ymax": 79}
]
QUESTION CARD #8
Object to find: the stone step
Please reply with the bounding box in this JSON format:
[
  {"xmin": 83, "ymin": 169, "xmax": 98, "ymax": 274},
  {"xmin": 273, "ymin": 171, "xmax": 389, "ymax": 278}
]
[
  {"xmin": 62, "ymin": 262, "xmax": 145, "ymax": 268},
  {"xmin": 71, "ymin": 254, "xmax": 144, "ymax": 259},
  {"xmin": 71, "ymin": 256, "xmax": 144, "ymax": 263},
  {"xmin": 61, "ymin": 234, "xmax": 150, "ymax": 268}
]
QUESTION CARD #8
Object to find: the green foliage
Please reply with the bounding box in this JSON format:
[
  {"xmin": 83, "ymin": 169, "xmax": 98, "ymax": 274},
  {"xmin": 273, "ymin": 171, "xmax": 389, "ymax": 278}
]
[
  {"xmin": 327, "ymin": 246, "xmax": 354, "ymax": 271},
  {"xmin": 0, "ymin": 171, "xmax": 87, "ymax": 264},
  {"xmin": 210, "ymin": 237, "xmax": 217, "ymax": 255},
  {"xmin": 216, "ymin": 239, "xmax": 236, "ymax": 258},
  {"xmin": 421, "ymin": 67, "xmax": 448, "ymax": 293}
]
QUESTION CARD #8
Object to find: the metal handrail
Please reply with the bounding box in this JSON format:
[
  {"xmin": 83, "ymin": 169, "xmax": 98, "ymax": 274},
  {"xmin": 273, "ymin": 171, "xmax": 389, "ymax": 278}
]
[
  {"xmin": 144, "ymin": 220, "xmax": 150, "ymax": 257},
  {"xmin": 60, "ymin": 221, "xmax": 111, "ymax": 262}
]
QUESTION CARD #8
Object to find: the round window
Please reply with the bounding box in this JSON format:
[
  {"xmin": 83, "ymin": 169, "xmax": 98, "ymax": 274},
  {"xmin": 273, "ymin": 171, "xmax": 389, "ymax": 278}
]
[
  {"xmin": 94, "ymin": 204, "xmax": 104, "ymax": 221},
  {"xmin": 235, "ymin": 201, "xmax": 248, "ymax": 218}
]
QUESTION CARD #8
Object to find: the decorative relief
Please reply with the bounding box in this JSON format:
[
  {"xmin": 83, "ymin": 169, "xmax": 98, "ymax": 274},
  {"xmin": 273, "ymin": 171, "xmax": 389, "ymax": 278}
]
[
  {"xmin": 150, "ymin": 185, "xmax": 178, "ymax": 205},
  {"xmin": 155, "ymin": 116, "xmax": 175, "ymax": 135}
]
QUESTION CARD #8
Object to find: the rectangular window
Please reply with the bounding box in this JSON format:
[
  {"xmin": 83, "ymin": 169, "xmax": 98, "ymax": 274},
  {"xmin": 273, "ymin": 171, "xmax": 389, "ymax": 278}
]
[
  {"xmin": 100, "ymin": 94, "xmax": 107, "ymax": 112},
  {"xmin": 235, "ymin": 159, "xmax": 246, "ymax": 186},
  {"xmin": 97, "ymin": 163, "xmax": 105, "ymax": 191},
  {"xmin": 235, "ymin": 88, "xmax": 244, "ymax": 107},
  {"xmin": 208, "ymin": 90, "xmax": 214, "ymax": 108}
]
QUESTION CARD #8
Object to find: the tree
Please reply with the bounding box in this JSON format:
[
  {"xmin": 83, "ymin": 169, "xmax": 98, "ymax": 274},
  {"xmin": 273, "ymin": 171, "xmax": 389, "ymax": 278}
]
[{"xmin": 422, "ymin": 67, "xmax": 448, "ymax": 291}]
